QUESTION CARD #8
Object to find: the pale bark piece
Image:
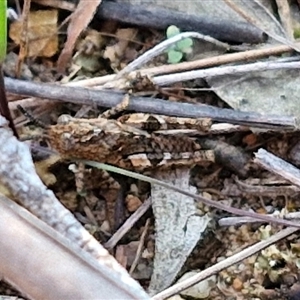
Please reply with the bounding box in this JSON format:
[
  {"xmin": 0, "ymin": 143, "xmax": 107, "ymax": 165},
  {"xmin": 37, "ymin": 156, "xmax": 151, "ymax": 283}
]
[
  {"xmin": 148, "ymin": 168, "xmax": 212, "ymax": 295},
  {"xmin": 254, "ymin": 148, "xmax": 300, "ymax": 188},
  {"xmin": 0, "ymin": 194, "xmax": 150, "ymax": 300}
]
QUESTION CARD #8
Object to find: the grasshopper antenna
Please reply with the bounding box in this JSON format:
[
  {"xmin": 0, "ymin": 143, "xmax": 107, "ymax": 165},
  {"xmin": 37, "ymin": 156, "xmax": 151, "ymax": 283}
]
[{"xmin": 17, "ymin": 105, "xmax": 47, "ymax": 129}]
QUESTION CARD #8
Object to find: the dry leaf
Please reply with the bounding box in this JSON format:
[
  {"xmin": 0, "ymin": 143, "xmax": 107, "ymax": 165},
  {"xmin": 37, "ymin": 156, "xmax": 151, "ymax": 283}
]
[
  {"xmin": 207, "ymin": 69, "xmax": 300, "ymax": 118},
  {"xmin": 103, "ymin": 28, "xmax": 138, "ymax": 70},
  {"xmin": 9, "ymin": 10, "xmax": 58, "ymax": 57},
  {"xmin": 224, "ymin": 0, "xmax": 300, "ymax": 50},
  {"xmin": 57, "ymin": 0, "xmax": 102, "ymax": 73}
]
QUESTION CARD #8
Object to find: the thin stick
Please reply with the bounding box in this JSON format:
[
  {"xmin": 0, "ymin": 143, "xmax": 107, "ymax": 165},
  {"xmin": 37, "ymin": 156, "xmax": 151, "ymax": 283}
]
[
  {"xmin": 9, "ymin": 43, "xmax": 299, "ymax": 111},
  {"xmin": 4, "ymin": 77, "xmax": 297, "ymax": 130},
  {"xmin": 254, "ymin": 149, "xmax": 300, "ymax": 189},
  {"xmin": 151, "ymin": 227, "xmax": 298, "ymax": 300},
  {"xmin": 116, "ymin": 32, "xmax": 230, "ymax": 78},
  {"xmin": 129, "ymin": 218, "xmax": 151, "ymax": 275},
  {"xmin": 105, "ymin": 197, "xmax": 152, "ymax": 249},
  {"xmin": 219, "ymin": 211, "xmax": 300, "ymax": 227},
  {"xmin": 276, "ymin": 0, "xmax": 293, "ymax": 40},
  {"xmin": 82, "ymin": 161, "xmax": 300, "ymax": 229},
  {"xmin": 64, "ymin": 43, "xmax": 299, "ymax": 88},
  {"xmin": 153, "ymin": 60, "xmax": 300, "ymax": 86},
  {"xmin": 16, "ymin": 0, "xmax": 31, "ymax": 77}
]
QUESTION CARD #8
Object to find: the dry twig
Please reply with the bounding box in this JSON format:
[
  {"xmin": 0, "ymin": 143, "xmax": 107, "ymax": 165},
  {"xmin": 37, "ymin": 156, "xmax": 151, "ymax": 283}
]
[
  {"xmin": 116, "ymin": 32, "xmax": 230, "ymax": 78},
  {"xmin": 153, "ymin": 60, "xmax": 300, "ymax": 86},
  {"xmin": 254, "ymin": 148, "xmax": 300, "ymax": 188},
  {"xmin": 105, "ymin": 197, "xmax": 152, "ymax": 249},
  {"xmin": 5, "ymin": 77, "xmax": 297, "ymax": 130}
]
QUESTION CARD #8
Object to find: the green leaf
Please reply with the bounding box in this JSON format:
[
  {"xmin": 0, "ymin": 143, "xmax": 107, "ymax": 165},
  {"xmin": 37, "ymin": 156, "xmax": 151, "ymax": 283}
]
[
  {"xmin": 181, "ymin": 47, "xmax": 193, "ymax": 54},
  {"xmin": 0, "ymin": 0, "xmax": 7, "ymax": 62},
  {"xmin": 167, "ymin": 49, "xmax": 183, "ymax": 64},
  {"xmin": 176, "ymin": 38, "xmax": 193, "ymax": 52},
  {"xmin": 166, "ymin": 25, "xmax": 180, "ymax": 38}
]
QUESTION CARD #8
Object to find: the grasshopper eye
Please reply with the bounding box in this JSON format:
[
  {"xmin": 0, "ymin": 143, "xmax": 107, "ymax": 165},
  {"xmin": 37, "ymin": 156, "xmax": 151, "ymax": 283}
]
[{"xmin": 57, "ymin": 114, "xmax": 73, "ymax": 124}]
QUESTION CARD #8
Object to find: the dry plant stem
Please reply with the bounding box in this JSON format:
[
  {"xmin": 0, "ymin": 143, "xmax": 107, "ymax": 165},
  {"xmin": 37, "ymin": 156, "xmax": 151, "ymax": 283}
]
[
  {"xmin": 9, "ymin": 97, "xmax": 56, "ymax": 111},
  {"xmin": 219, "ymin": 211, "xmax": 300, "ymax": 226},
  {"xmin": 4, "ymin": 77, "xmax": 297, "ymax": 129},
  {"xmin": 0, "ymin": 116, "xmax": 148, "ymax": 297},
  {"xmin": 138, "ymin": 44, "xmax": 299, "ymax": 76},
  {"xmin": 105, "ymin": 197, "xmax": 152, "ymax": 250},
  {"xmin": 218, "ymin": 213, "xmax": 300, "ymax": 227},
  {"xmin": 218, "ymin": 216, "xmax": 270, "ymax": 227},
  {"xmin": 106, "ymin": 56, "xmax": 298, "ymax": 89},
  {"xmin": 84, "ymin": 161, "xmax": 300, "ymax": 229},
  {"xmin": 151, "ymin": 226, "xmax": 298, "ymax": 300},
  {"xmin": 129, "ymin": 218, "xmax": 151, "ymax": 275},
  {"xmin": 8, "ymin": 42, "xmax": 298, "ymax": 116},
  {"xmin": 0, "ymin": 194, "xmax": 149, "ymax": 300},
  {"xmin": 16, "ymin": 0, "xmax": 30, "ymax": 77},
  {"xmin": 234, "ymin": 175, "xmax": 300, "ymax": 196},
  {"xmin": 0, "ymin": 71, "xmax": 18, "ymax": 137},
  {"xmin": 154, "ymin": 61, "xmax": 300, "ymax": 86},
  {"xmin": 32, "ymin": 0, "xmax": 74, "ymax": 10},
  {"xmin": 65, "ymin": 43, "xmax": 299, "ymax": 88},
  {"xmin": 276, "ymin": 0, "xmax": 294, "ymax": 40},
  {"xmin": 254, "ymin": 148, "xmax": 300, "ymax": 188},
  {"xmin": 116, "ymin": 32, "xmax": 230, "ymax": 78}
]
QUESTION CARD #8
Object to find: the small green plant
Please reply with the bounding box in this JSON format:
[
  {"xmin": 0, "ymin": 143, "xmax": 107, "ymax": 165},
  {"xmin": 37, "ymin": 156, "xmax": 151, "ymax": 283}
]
[{"xmin": 166, "ymin": 25, "xmax": 193, "ymax": 64}]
